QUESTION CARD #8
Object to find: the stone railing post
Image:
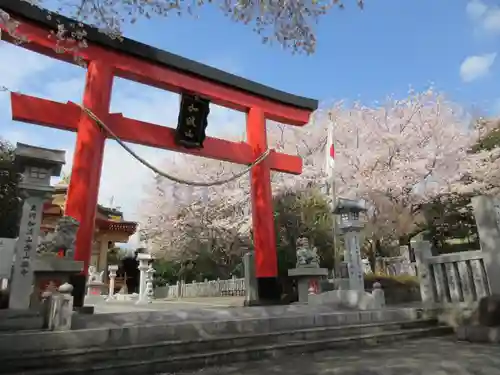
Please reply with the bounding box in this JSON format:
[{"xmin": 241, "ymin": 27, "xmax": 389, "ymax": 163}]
[
  {"xmin": 411, "ymin": 239, "xmax": 434, "ymax": 304},
  {"xmin": 371, "ymin": 282, "xmax": 385, "ymax": 309},
  {"xmin": 471, "ymin": 195, "xmax": 500, "ymax": 295},
  {"xmin": 145, "ymin": 265, "xmax": 155, "ymax": 303},
  {"xmin": 136, "ymin": 253, "xmax": 152, "ymax": 305},
  {"xmin": 243, "ymin": 252, "xmax": 258, "ymax": 304},
  {"xmin": 48, "ymin": 282, "xmax": 74, "ymax": 331},
  {"xmin": 106, "ymin": 264, "xmax": 118, "ymax": 301},
  {"xmin": 176, "ymin": 280, "xmax": 182, "ymax": 298}
]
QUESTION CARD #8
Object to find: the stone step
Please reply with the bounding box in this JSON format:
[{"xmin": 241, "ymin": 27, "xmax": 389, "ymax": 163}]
[
  {"xmin": 0, "ymin": 319, "xmax": 436, "ymax": 373},
  {"xmin": 3, "ymin": 325, "xmax": 452, "ymax": 375},
  {"xmin": 0, "ymin": 309, "xmax": 43, "ymax": 332},
  {"xmin": 71, "ymin": 305, "xmax": 429, "ymax": 330}
]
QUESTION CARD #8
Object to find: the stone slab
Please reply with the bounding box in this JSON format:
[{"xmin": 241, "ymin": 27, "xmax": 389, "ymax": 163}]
[
  {"xmin": 34, "ymin": 256, "xmax": 84, "ymax": 272},
  {"xmin": 308, "ymin": 290, "xmax": 378, "ymax": 310},
  {"xmin": 288, "ymin": 268, "xmax": 329, "ymax": 277}
]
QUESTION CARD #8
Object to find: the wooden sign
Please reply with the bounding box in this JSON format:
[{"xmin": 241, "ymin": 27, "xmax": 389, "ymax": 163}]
[{"xmin": 175, "ymin": 94, "xmax": 210, "ymax": 149}]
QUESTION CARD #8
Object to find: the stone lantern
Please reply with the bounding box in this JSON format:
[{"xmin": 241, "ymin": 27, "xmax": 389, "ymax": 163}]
[
  {"xmin": 333, "ymin": 198, "xmax": 367, "ymax": 292},
  {"xmin": 9, "ymin": 143, "xmax": 65, "ymax": 310}
]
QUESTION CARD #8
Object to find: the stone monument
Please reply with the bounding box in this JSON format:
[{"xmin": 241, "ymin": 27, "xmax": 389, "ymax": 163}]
[
  {"xmin": 333, "ymin": 198, "xmax": 366, "ymax": 292},
  {"xmin": 9, "ymin": 143, "xmax": 65, "ymax": 310},
  {"xmin": 308, "ymin": 198, "xmax": 386, "ymax": 310},
  {"xmin": 288, "ymin": 237, "xmax": 328, "ymax": 304}
]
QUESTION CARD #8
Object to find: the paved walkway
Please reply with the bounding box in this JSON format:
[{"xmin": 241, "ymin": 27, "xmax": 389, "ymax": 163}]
[
  {"xmin": 170, "ymin": 338, "xmax": 500, "ymax": 375},
  {"xmin": 87, "ymin": 296, "xmax": 245, "ymax": 314}
]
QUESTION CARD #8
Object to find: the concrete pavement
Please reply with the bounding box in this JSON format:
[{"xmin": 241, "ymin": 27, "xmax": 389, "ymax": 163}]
[{"xmin": 169, "ymin": 337, "xmax": 500, "ymax": 375}]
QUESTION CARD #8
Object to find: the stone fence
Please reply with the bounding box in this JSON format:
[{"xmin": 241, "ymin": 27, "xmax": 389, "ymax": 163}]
[
  {"xmin": 154, "ymin": 276, "xmax": 246, "ymax": 299},
  {"xmin": 412, "ymin": 240, "xmax": 491, "ymax": 304}
]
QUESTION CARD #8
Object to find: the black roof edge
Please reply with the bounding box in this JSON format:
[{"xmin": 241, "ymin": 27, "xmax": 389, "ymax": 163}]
[{"xmin": 1, "ymin": 1, "xmax": 318, "ymax": 112}]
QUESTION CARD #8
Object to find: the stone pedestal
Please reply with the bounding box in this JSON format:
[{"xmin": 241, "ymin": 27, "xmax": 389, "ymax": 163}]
[
  {"xmin": 31, "ymin": 255, "xmax": 84, "ymax": 310},
  {"xmin": 86, "ymin": 266, "xmax": 106, "ymax": 296},
  {"xmin": 288, "ymin": 267, "xmax": 328, "ymax": 304}
]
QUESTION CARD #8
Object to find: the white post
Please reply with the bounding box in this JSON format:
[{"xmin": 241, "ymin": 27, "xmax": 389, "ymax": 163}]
[
  {"xmin": 106, "ymin": 264, "xmax": 119, "ymax": 301},
  {"xmin": 136, "ymin": 253, "xmax": 152, "ymax": 305}
]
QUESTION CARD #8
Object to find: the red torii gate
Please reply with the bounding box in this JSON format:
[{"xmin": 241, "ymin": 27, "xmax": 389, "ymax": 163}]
[{"xmin": 0, "ymin": 2, "xmax": 318, "ymax": 305}]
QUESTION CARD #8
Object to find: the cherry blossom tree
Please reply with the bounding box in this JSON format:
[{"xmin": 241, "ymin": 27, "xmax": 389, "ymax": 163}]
[
  {"xmin": 139, "ymin": 89, "xmax": 500, "ymax": 272},
  {"xmin": 324, "ymin": 89, "xmax": 500, "ymax": 253},
  {"xmin": 2, "ymin": 0, "xmax": 364, "ymax": 55}
]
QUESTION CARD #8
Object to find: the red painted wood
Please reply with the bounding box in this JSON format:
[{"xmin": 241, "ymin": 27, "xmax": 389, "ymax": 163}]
[
  {"xmin": 64, "ymin": 61, "xmax": 114, "ymax": 275},
  {"xmin": 10, "ymin": 94, "xmax": 80, "ymax": 130},
  {"xmin": 10, "ymin": 94, "xmax": 303, "ymax": 174},
  {"xmin": 247, "ymin": 107, "xmax": 277, "ymax": 278},
  {"xmin": 2, "ymin": 19, "xmax": 312, "ymax": 125}
]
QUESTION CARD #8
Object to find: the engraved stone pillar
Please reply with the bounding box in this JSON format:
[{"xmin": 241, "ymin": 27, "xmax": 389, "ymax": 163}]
[{"xmin": 9, "ymin": 143, "xmax": 65, "ymax": 310}]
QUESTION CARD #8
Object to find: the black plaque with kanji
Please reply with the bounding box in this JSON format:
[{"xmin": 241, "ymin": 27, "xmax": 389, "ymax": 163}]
[{"xmin": 175, "ymin": 94, "xmax": 210, "ymax": 149}]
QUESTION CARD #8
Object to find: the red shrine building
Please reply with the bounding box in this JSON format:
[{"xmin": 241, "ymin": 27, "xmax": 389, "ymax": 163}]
[{"xmin": 41, "ymin": 182, "xmax": 137, "ymax": 273}]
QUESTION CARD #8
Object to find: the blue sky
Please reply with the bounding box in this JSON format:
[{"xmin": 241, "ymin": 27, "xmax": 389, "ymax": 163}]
[{"xmin": 1, "ymin": 0, "xmax": 499, "ymax": 246}]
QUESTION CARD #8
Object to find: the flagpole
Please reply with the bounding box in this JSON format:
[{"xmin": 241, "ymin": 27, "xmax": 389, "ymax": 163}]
[{"xmin": 326, "ymin": 112, "xmax": 339, "ymax": 278}]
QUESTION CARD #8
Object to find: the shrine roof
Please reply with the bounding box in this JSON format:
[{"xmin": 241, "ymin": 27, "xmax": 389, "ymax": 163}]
[
  {"xmin": 1, "ymin": 2, "xmax": 319, "ymax": 112},
  {"xmin": 95, "ymin": 218, "xmax": 137, "ymax": 235}
]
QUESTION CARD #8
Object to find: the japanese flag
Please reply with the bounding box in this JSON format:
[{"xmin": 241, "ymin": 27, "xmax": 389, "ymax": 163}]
[{"xmin": 325, "ymin": 124, "xmax": 335, "ymax": 179}]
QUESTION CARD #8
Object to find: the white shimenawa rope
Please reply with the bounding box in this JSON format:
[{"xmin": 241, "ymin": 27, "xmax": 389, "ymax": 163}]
[{"xmin": 77, "ymin": 104, "xmax": 270, "ymax": 187}]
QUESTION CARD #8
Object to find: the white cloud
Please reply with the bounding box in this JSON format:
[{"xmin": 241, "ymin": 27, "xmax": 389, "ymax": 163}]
[
  {"xmin": 459, "ymin": 53, "xmax": 497, "ymax": 82},
  {"xmin": 466, "ymin": 0, "xmax": 500, "ymax": 34},
  {"xmin": 467, "ymin": 0, "xmax": 488, "ymax": 20}
]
